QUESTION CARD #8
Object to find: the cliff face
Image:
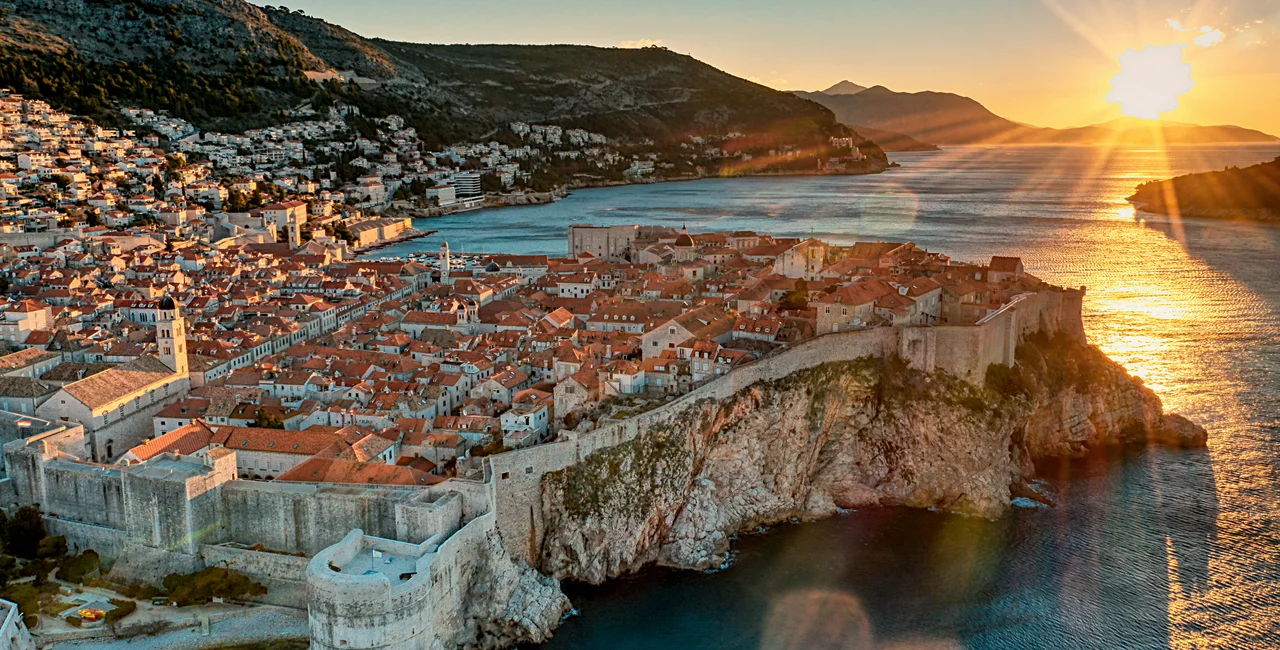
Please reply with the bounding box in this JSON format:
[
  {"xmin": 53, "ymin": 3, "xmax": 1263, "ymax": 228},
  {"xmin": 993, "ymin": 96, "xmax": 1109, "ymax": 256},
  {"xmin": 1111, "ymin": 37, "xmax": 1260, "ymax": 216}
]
[
  {"xmin": 450, "ymin": 527, "xmax": 571, "ymax": 650},
  {"xmin": 538, "ymin": 336, "xmax": 1205, "ymax": 585}
]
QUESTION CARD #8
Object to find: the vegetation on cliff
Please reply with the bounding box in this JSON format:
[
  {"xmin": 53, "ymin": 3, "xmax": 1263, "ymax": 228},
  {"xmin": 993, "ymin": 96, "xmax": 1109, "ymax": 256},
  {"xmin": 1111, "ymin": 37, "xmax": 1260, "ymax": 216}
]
[
  {"xmin": 985, "ymin": 331, "xmax": 1115, "ymax": 398},
  {"xmin": 1129, "ymin": 157, "xmax": 1280, "ymax": 218}
]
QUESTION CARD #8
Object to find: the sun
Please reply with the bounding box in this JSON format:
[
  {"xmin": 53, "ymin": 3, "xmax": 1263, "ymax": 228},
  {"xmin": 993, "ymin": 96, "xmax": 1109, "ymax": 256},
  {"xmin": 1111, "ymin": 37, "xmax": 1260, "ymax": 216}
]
[{"xmin": 1106, "ymin": 44, "xmax": 1194, "ymax": 120}]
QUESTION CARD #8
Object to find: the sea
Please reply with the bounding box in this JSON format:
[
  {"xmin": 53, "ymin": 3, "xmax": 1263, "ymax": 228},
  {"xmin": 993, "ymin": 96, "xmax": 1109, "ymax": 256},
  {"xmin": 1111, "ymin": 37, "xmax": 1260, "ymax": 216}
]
[{"xmin": 374, "ymin": 145, "xmax": 1280, "ymax": 649}]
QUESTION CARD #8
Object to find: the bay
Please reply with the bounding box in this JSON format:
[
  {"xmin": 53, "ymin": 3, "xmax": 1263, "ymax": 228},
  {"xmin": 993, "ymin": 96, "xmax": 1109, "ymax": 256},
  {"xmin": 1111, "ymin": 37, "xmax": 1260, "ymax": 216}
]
[{"xmin": 381, "ymin": 145, "xmax": 1280, "ymax": 649}]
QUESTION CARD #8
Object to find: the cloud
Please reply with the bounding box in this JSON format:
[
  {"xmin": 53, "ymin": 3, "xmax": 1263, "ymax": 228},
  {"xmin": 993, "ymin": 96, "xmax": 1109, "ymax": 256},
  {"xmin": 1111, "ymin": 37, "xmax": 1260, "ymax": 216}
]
[
  {"xmin": 1106, "ymin": 44, "xmax": 1195, "ymax": 120},
  {"xmin": 1194, "ymin": 26, "xmax": 1225, "ymax": 47},
  {"xmin": 1167, "ymin": 18, "xmax": 1187, "ymax": 32},
  {"xmin": 618, "ymin": 39, "xmax": 664, "ymax": 49}
]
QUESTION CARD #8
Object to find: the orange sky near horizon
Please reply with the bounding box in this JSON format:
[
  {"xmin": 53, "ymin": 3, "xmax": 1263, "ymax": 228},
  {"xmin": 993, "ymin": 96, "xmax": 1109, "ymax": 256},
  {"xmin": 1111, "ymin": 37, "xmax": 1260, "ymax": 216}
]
[{"xmin": 284, "ymin": 0, "xmax": 1280, "ymax": 135}]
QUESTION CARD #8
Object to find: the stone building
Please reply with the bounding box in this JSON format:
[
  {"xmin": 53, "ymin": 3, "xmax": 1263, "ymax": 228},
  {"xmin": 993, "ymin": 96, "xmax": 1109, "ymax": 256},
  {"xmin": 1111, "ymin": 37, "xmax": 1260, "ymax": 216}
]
[
  {"xmin": 568, "ymin": 224, "xmax": 638, "ymax": 263},
  {"xmin": 35, "ymin": 297, "xmax": 190, "ymax": 461}
]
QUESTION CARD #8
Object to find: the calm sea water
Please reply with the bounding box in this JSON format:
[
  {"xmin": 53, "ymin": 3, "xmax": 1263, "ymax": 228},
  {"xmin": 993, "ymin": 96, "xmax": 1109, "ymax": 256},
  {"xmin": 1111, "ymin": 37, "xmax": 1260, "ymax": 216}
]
[{"xmin": 388, "ymin": 145, "xmax": 1280, "ymax": 649}]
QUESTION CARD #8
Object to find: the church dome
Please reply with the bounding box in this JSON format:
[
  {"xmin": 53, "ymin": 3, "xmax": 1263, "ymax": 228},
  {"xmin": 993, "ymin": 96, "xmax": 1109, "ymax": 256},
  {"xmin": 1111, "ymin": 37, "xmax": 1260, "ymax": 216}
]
[
  {"xmin": 158, "ymin": 296, "xmax": 176, "ymax": 310},
  {"xmin": 485, "ymin": 262, "xmax": 501, "ymax": 272}
]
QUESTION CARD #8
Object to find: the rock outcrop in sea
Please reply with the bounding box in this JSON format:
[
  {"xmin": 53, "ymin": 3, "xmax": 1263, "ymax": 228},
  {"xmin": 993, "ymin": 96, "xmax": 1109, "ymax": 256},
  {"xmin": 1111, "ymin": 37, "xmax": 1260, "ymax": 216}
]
[{"xmin": 535, "ymin": 332, "xmax": 1205, "ymax": 585}]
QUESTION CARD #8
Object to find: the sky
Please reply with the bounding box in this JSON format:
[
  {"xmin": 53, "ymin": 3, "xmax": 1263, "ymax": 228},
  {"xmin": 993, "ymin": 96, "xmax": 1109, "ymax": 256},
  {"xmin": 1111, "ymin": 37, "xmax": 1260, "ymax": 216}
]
[{"xmin": 278, "ymin": 0, "xmax": 1280, "ymax": 134}]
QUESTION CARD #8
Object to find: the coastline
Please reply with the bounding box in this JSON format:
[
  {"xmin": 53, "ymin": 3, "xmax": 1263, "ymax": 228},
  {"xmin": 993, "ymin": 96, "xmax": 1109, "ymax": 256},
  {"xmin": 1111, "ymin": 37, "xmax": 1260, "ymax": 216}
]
[
  {"xmin": 1128, "ymin": 200, "xmax": 1280, "ymax": 222},
  {"xmin": 350, "ymin": 227, "xmax": 437, "ymax": 254},
  {"xmin": 565, "ymin": 161, "xmax": 895, "ymax": 189},
  {"xmin": 390, "ymin": 161, "xmax": 898, "ymax": 222}
]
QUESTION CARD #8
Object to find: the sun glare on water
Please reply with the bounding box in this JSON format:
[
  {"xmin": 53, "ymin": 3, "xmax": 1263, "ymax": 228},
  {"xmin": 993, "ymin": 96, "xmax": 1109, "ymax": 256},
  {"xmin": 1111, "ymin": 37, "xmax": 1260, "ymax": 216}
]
[{"xmin": 1106, "ymin": 44, "xmax": 1194, "ymax": 120}]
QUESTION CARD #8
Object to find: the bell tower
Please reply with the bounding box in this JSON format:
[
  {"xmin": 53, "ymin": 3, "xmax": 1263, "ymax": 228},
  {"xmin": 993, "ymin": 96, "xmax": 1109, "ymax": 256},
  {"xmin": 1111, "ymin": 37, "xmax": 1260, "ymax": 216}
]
[
  {"xmin": 440, "ymin": 241, "xmax": 451, "ymax": 284},
  {"xmin": 157, "ymin": 296, "xmax": 188, "ymax": 376}
]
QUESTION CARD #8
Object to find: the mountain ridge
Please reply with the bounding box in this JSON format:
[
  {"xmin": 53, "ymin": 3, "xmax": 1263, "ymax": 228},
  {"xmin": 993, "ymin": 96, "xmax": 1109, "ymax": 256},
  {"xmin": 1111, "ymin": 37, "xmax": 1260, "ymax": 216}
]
[
  {"xmin": 821, "ymin": 79, "xmax": 867, "ymax": 95},
  {"xmin": 0, "ymin": 0, "xmax": 867, "ymax": 152},
  {"xmin": 797, "ymin": 83, "xmax": 1278, "ymax": 145}
]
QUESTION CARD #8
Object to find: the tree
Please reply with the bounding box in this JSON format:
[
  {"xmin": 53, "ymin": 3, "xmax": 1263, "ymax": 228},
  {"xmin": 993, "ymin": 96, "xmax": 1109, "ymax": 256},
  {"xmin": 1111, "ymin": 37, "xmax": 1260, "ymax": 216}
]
[
  {"xmin": 0, "ymin": 555, "xmax": 16, "ymax": 588},
  {"xmin": 480, "ymin": 173, "xmax": 504, "ymax": 194},
  {"xmin": 4, "ymin": 506, "xmax": 46, "ymax": 559},
  {"xmin": 324, "ymin": 221, "xmax": 355, "ymax": 244},
  {"xmin": 253, "ymin": 409, "xmax": 284, "ymax": 429},
  {"xmin": 162, "ymin": 567, "xmax": 267, "ymax": 606},
  {"xmin": 226, "ymin": 189, "xmax": 249, "ymax": 213},
  {"xmin": 37, "ymin": 535, "xmax": 67, "ymax": 559},
  {"xmin": 779, "ymin": 279, "xmax": 810, "ymax": 311}
]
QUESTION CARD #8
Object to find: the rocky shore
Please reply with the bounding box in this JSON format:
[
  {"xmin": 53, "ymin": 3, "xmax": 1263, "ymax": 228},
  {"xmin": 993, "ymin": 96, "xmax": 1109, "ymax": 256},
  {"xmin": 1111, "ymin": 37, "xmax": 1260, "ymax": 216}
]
[{"xmin": 533, "ymin": 333, "xmax": 1205, "ymax": 586}]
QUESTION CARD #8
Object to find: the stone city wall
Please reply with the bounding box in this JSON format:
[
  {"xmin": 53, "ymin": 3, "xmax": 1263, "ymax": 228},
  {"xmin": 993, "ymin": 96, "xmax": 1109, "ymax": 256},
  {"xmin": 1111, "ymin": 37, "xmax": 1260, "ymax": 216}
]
[
  {"xmin": 122, "ymin": 451, "xmax": 235, "ymax": 554},
  {"xmin": 221, "ymin": 481, "xmax": 439, "ymax": 555},
  {"xmin": 199, "ymin": 544, "xmax": 312, "ymax": 583},
  {"xmin": 44, "ymin": 517, "xmax": 130, "ymax": 560},
  {"xmin": 488, "ymin": 289, "xmax": 1086, "ymax": 562},
  {"xmin": 39, "ymin": 460, "xmax": 126, "ymax": 528},
  {"xmin": 394, "ymin": 491, "xmax": 463, "ymax": 545},
  {"xmin": 424, "ymin": 478, "xmax": 489, "ymax": 522},
  {"xmin": 424, "ymin": 513, "xmax": 500, "ymax": 645}
]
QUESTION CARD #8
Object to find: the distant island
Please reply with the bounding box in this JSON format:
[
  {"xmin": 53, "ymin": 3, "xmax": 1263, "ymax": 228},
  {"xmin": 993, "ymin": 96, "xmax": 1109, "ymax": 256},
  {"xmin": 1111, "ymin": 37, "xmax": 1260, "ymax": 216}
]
[
  {"xmin": 1128, "ymin": 157, "xmax": 1280, "ymax": 220},
  {"xmin": 795, "ymin": 81, "xmax": 1280, "ymax": 147}
]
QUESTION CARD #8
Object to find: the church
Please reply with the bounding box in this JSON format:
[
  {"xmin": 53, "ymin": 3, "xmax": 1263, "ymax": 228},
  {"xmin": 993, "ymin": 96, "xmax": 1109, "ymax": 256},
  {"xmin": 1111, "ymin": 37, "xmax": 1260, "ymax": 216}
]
[{"xmin": 35, "ymin": 297, "xmax": 191, "ymax": 461}]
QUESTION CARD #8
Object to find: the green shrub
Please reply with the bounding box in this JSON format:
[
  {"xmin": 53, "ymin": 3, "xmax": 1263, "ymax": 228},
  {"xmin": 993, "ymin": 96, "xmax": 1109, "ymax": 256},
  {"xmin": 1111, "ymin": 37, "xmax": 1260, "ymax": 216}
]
[
  {"xmin": 56, "ymin": 550, "xmax": 100, "ymax": 584},
  {"xmin": 106, "ymin": 599, "xmax": 137, "ymax": 624},
  {"xmin": 469, "ymin": 440, "xmax": 509, "ymax": 458},
  {"xmin": 984, "ymin": 363, "xmax": 1030, "ymax": 398},
  {"xmin": 959, "ymin": 395, "xmax": 987, "ymax": 412},
  {"xmin": 1, "ymin": 583, "xmax": 39, "ymax": 617},
  {"xmin": 162, "ymin": 567, "xmax": 266, "ymax": 606},
  {"xmin": 37, "ymin": 535, "xmax": 67, "ymax": 559},
  {"xmin": 65, "ymin": 615, "xmax": 82, "ymax": 627},
  {"xmin": 116, "ymin": 582, "xmax": 163, "ymax": 600}
]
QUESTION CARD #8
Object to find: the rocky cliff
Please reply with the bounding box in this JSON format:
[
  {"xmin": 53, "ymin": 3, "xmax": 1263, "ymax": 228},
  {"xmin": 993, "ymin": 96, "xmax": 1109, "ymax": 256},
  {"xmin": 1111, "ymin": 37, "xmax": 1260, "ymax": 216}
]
[
  {"xmin": 537, "ymin": 333, "xmax": 1205, "ymax": 585},
  {"xmin": 447, "ymin": 527, "xmax": 571, "ymax": 650}
]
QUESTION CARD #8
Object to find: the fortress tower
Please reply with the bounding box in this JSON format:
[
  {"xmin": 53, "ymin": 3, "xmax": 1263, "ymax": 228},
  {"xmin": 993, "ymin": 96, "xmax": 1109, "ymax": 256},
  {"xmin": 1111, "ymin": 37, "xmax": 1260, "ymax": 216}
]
[{"xmin": 157, "ymin": 296, "xmax": 188, "ymax": 376}]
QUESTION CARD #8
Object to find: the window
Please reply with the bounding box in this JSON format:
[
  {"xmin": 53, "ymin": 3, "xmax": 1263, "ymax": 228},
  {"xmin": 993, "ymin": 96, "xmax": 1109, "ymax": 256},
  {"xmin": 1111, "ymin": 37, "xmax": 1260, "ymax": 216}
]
[{"xmin": 501, "ymin": 471, "xmax": 510, "ymax": 480}]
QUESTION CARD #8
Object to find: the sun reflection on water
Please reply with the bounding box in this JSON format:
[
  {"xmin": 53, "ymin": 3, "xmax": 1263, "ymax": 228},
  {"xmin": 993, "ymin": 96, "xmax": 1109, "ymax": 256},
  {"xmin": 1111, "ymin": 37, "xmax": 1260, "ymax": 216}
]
[{"xmin": 1026, "ymin": 202, "xmax": 1279, "ymax": 649}]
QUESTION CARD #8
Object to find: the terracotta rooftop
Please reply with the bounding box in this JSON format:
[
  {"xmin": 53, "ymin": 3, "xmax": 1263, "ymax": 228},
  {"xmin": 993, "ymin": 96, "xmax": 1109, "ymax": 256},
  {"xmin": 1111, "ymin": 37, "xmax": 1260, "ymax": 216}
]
[
  {"xmin": 61, "ymin": 356, "xmax": 176, "ymax": 409},
  {"xmin": 125, "ymin": 421, "xmax": 216, "ymax": 462},
  {"xmin": 277, "ymin": 458, "xmax": 444, "ymax": 485}
]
